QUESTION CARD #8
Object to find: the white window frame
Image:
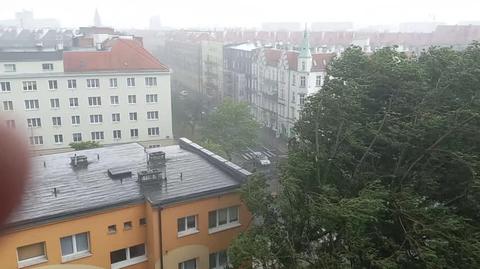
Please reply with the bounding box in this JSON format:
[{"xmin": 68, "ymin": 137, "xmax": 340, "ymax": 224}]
[
  {"xmin": 147, "ymin": 111, "xmax": 159, "ymax": 120},
  {"xmin": 127, "ymin": 77, "xmax": 136, "ymax": 87},
  {"xmin": 91, "ymin": 131, "xmax": 104, "ymax": 141},
  {"xmin": 129, "ymin": 112, "xmax": 138, "ymax": 121},
  {"xmin": 72, "ymin": 133, "xmax": 82, "ymax": 142},
  {"xmin": 178, "ymin": 258, "xmax": 197, "ymax": 269},
  {"xmin": 110, "ymin": 96, "xmax": 119, "ymax": 105},
  {"xmin": 89, "ymin": 114, "xmax": 103, "ymax": 124},
  {"xmin": 316, "ymin": 75, "xmax": 322, "ymax": 86},
  {"xmin": 29, "ymin": 136, "xmax": 44, "ymax": 145},
  {"xmin": 27, "ymin": 118, "xmax": 42, "ymax": 128},
  {"xmin": 146, "ymin": 94, "xmax": 158, "ymax": 103},
  {"xmin": 23, "ymin": 81, "xmax": 37, "ymax": 91},
  {"xmin": 72, "ymin": 115, "xmax": 81, "ymax": 125},
  {"xmin": 1, "ymin": 81, "xmax": 11, "ymax": 92},
  {"xmin": 110, "ymin": 244, "xmax": 147, "ymax": 269},
  {"xmin": 209, "ymin": 250, "xmax": 228, "ymax": 269},
  {"xmin": 6, "ymin": 119, "xmax": 16, "ymax": 128},
  {"xmin": 109, "ymin": 78, "xmax": 118, "ymax": 88},
  {"xmin": 54, "ymin": 134, "xmax": 64, "ymax": 144},
  {"xmin": 69, "ymin": 98, "xmax": 79, "ymax": 108},
  {"xmin": 48, "ymin": 80, "xmax": 58, "ymax": 90},
  {"xmin": 208, "ymin": 206, "xmax": 240, "ymax": 234},
  {"xmin": 60, "ymin": 232, "xmax": 91, "ymax": 263},
  {"xmin": 3, "ymin": 100, "xmax": 13, "ymax": 111},
  {"xmin": 25, "ymin": 99, "xmax": 39, "ymax": 110},
  {"xmin": 86, "ymin": 79, "xmax": 100, "ymax": 88},
  {"xmin": 112, "ymin": 113, "xmax": 121, "ymax": 123},
  {"xmin": 50, "ymin": 98, "xmax": 60, "ymax": 109},
  {"xmin": 128, "ymin": 95, "xmax": 136, "ymax": 104},
  {"xmin": 52, "ymin": 117, "xmax": 62, "ymax": 126},
  {"xmin": 4, "ymin": 63, "xmax": 16, "ymax": 72},
  {"xmin": 67, "ymin": 79, "xmax": 77, "ymax": 89},
  {"xmin": 113, "ymin": 130, "xmax": 122, "ymax": 140},
  {"xmin": 300, "ymin": 76, "xmax": 306, "ymax": 88},
  {"xmin": 177, "ymin": 215, "xmax": 199, "ymax": 237},
  {"xmin": 42, "ymin": 63, "xmax": 54, "ymax": 71},
  {"xmin": 130, "ymin": 129, "xmax": 139, "ymax": 138},
  {"xmin": 147, "ymin": 127, "xmax": 160, "ymax": 136},
  {"xmin": 88, "ymin": 97, "xmax": 102, "ymax": 107},
  {"xmin": 145, "ymin": 77, "xmax": 157, "ymax": 87},
  {"xmin": 16, "ymin": 242, "xmax": 47, "ymax": 268}
]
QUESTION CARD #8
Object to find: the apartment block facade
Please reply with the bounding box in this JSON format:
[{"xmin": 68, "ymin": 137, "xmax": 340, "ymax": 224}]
[
  {"xmin": 0, "ymin": 38, "xmax": 173, "ymax": 151},
  {"xmin": 0, "ymin": 138, "xmax": 251, "ymax": 269}
]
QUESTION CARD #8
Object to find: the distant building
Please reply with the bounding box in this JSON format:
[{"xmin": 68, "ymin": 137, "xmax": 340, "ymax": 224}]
[
  {"xmin": 0, "ymin": 28, "xmax": 74, "ymax": 49},
  {"xmin": 261, "ymin": 22, "xmax": 302, "ymax": 32},
  {"xmin": 149, "ymin": 15, "xmax": 163, "ymax": 30},
  {"xmin": 0, "ymin": 38, "xmax": 173, "ymax": 151},
  {"xmin": 311, "ymin": 22, "xmax": 354, "ymax": 32},
  {"xmin": 0, "ymin": 138, "xmax": 251, "ymax": 269},
  {"xmin": 399, "ymin": 22, "xmax": 444, "ymax": 33},
  {"xmin": 224, "ymin": 43, "xmax": 257, "ymax": 103},
  {"xmin": 0, "ymin": 11, "xmax": 60, "ymax": 29}
]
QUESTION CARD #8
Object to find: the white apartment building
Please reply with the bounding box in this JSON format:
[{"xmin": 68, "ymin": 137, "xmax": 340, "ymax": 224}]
[
  {"xmin": 251, "ymin": 30, "xmax": 335, "ymax": 137},
  {"xmin": 0, "ymin": 38, "xmax": 173, "ymax": 151}
]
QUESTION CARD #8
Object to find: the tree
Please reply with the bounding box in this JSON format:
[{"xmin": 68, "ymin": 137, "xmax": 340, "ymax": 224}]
[
  {"xmin": 69, "ymin": 141, "xmax": 102, "ymax": 151},
  {"xmin": 172, "ymin": 90, "xmax": 208, "ymax": 138},
  {"xmin": 203, "ymin": 99, "xmax": 259, "ymax": 160},
  {"xmin": 230, "ymin": 43, "xmax": 480, "ymax": 269}
]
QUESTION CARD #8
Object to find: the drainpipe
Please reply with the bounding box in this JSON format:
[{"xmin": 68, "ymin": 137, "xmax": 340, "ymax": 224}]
[{"xmin": 159, "ymin": 207, "xmax": 164, "ymax": 269}]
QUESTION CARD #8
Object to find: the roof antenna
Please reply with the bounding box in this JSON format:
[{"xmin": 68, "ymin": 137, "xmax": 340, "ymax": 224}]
[
  {"xmin": 52, "ymin": 187, "xmax": 59, "ymax": 198},
  {"xmin": 180, "ymin": 172, "xmax": 183, "ymax": 181},
  {"xmin": 97, "ymin": 153, "xmax": 100, "ymax": 160},
  {"xmin": 43, "ymin": 161, "xmax": 46, "ymax": 168}
]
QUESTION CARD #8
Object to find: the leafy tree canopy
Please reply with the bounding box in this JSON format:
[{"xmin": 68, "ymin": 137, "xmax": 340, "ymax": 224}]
[
  {"xmin": 69, "ymin": 141, "xmax": 102, "ymax": 151},
  {"xmin": 230, "ymin": 43, "xmax": 480, "ymax": 269}
]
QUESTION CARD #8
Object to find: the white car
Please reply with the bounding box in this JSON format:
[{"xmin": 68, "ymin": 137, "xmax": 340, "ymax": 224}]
[{"xmin": 253, "ymin": 152, "xmax": 271, "ymax": 166}]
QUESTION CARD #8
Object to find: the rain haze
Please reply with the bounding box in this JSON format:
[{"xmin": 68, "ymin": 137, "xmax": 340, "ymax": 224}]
[{"xmin": 0, "ymin": 0, "xmax": 479, "ymax": 29}]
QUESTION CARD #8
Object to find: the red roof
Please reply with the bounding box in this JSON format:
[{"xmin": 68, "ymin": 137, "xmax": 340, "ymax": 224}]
[
  {"xmin": 286, "ymin": 51, "xmax": 299, "ymax": 71},
  {"xmin": 312, "ymin": 53, "xmax": 336, "ymax": 72},
  {"xmin": 264, "ymin": 49, "xmax": 282, "ymax": 66},
  {"xmin": 64, "ymin": 39, "xmax": 169, "ymax": 72}
]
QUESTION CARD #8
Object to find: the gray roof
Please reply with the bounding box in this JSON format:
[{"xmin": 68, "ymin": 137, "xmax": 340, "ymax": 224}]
[
  {"xmin": 7, "ymin": 140, "xmax": 250, "ymax": 229},
  {"xmin": 0, "ymin": 50, "xmax": 63, "ymax": 62}
]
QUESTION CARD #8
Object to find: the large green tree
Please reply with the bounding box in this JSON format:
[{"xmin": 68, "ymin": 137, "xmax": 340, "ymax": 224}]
[
  {"xmin": 230, "ymin": 43, "xmax": 480, "ymax": 268},
  {"xmin": 203, "ymin": 99, "xmax": 259, "ymax": 160}
]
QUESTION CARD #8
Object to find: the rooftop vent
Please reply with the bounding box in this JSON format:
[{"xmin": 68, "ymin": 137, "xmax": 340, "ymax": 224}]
[
  {"xmin": 147, "ymin": 151, "xmax": 166, "ymax": 165},
  {"xmin": 138, "ymin": 169, "xmax": 165, "ymax": 182},
  {"xmin": 70, "ymin": 154, "xmax": 88, "ymax": 168},
  {"xmin": 108, "ymin": 167, "xmax": 132, "ymax": 180}
]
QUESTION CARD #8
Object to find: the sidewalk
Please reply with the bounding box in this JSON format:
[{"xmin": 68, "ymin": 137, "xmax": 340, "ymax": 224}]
[{"xmin": 257, "ymin": 127, "xmax": 288, "ymax": 154}]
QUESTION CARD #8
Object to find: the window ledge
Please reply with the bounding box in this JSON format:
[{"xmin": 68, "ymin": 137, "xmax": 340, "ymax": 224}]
[
  {"xmin": 177, "ymin": 229, "xmax": 199, "ymax": 238},
  {"xmin": 18, "ymin": 256, "xmax": 48, "ymax": 268},
  {"xmin": 208, "ymin": 222, "xmax": 241, "ymax": 234},
  {"xmin": 61, "ymin": 252, "xmax": 92, "ymax": 263},
  {"xmin": 111, "ymin": 255, "xmax": 147, "ymax": 269}
]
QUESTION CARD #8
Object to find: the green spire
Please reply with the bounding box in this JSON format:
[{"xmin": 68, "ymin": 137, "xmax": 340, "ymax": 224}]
[{"xmin": 299, "ymin": 24, "xmax": 312, "ymax": 58}]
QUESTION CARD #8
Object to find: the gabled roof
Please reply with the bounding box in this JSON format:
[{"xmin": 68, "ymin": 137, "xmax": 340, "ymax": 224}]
[
  {"xmin": 264, "ymin": 49, "xmax": 283, "ymax": 66},
  {"xmin": 286, "ymin": 51, "xmax": 299, "ymax": 71},
  {"xmin": 63, "ymin": 38, "xmax": 169, "ymax": 72},
  {"xmin": 312, "ymin": 53, "xmax": 336, "ymax": 72}
]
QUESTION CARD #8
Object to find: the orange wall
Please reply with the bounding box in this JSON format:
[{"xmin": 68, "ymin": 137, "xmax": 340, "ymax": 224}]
[
  {"xmin": 0, "ymin": 203, "xmax": 148, "ymax": 269},
  {"xmin": 160, "ymin": 192, "xmax": 251, "ymax": 260}
]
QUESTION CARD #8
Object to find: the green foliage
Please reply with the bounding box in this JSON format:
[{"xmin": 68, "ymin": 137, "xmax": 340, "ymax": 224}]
[
  {"xmin": 230, "ymin": 44, "xmax": 480, "ymax": 268},
  {"xmin": 69, "ymin": 141, "xmax": 102, "ymax": 151},
  {"xmin": 203, "ymin": 99, "xmax": 259, "ymax": 160}
]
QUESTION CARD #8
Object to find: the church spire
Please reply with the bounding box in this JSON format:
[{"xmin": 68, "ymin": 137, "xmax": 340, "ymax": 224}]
[
  {"xmin": 299, "ymin": 23, "xmax": 312, "ymax": 58},
  {"xmin": 94, "ymin": 8, "xmax": 102, "ymax": 27}
]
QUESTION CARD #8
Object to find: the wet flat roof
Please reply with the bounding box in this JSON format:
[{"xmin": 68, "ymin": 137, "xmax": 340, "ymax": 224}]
[{"xmin": 7, "ymin": 140, "xmax": 249, "ymax": 228}]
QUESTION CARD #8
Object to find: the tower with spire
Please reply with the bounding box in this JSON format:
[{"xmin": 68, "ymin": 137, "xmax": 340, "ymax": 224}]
[
  {"xmin": 298, "ymin": 24, "xmax": 312, "ymax": 72},
  {"xmin": 94, "ymin": 8, "xmax": 102, "ymax": 27}
]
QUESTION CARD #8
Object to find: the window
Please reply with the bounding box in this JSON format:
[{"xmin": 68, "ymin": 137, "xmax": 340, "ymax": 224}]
[
  {"xmin": 108, "ymin": 225, "xmax": 117, "ymax": 234},
  {"xmin": 25, "ymin": 99, "xmax": 39, "ymax": 110},
  {"xmin": 177, "ymin": 215, "xmax": 198, "ymax": 236},
  {"xmin": 147, "ymin": 111, "xmax": 159, "ymax": 120},
  {"xmin": 179, "ymin": 258, "xmax": 197, "ymax": 269},
  {"xmin": 1, "ymin": 81, "xmax": 11, "ymax": 92},
  {"xmin": 6, "ymin": 120, "xmax": 15, "ymax": 128},
  {"xmin": 130, "ymin": 129, "xmax": 139, "ymax": 138},
  {"xmin": 127, "ymin": 77, "xmax": 136, "ymax": 87},
  {"xmin": 123, "ymin": 221, "xmax": 132, "ymax": 230},
  {"xmin": 72, "ymin": 133, "xmax": 82, "ymax": 142},
  {"xmin": 54, "ymin": 134, "xmax": 64, "ymax": 144},
  {"xmin": 139, "ymin": 218, "xmax": 146, "ymax": 226},
  {"xmin": 72, "ymin": 115, "xmax": 81, "ymax": 125},
  {"xmin": 91, "ymin": 131, "xmax": 104, "ymax": 141},
  {"xmin": 145, "ymin": 77, "xmax": 157, "ymax": 86},
  {"xmin": 302, "ymin": 61, "xmax": 306, "ymax": 71},
  {"xmin": 300, "ymin": 76, "xmax": 306, "ymax": 88},
  {"xmin": 148, "ymin": 127, "xmax": 160, "ymax": 136},
  {"xmin": 112, "ymin": 113, "xmax": 121, "ymax": 122},
  {"xmin": 129, "ymin": 112, "xmax": 138, "ymax": 121},
  {"xmin": 89, "ymin": 114, "xmax": 103, "ymax": 124},
  {"xmin": 299, "ymin": 94, "xmax": 305, "ymax": 106},
  {"xmin": 52, "ymin": 117, "xmax": 62, "ymax": 126},
  {"xmin": 4, "ymin": 64, "xmax": 16, "ymax": 72},
  {"xmin": 17, "ymin": 242, "xmax": 47, "ymax": 268},
  {"xmin": 113, "ymin": 130, "xmax": 122, "ymax": 140},
  {"xmin": 29, "ymin": 136, "xmax": 44, "ymax": 145},
  {"xmin": 110, "ymin": 96, "xmax": 119, "ymax": 105},
  {"xmin": 60, "ymin": 232, "xmax": 89, "ymax": 261},
  {"xmin": 23, "ymin": 81, "xmax": 37, "ymax": 91},
  {"xmin": 3, "ymin": 101, "xmax": 13, "ymax": 111},
  {"xmin": 292, "ymin": 92, "xmax": 296, "ymax": 103},
  {"xmin": 316, "ymin": 75, "xmax": 322, "ymax": 86},
  {"xmin": 42, "ymin": 63, "xmax": 54, "ymax": 71},
  {"xmin": 48, "ymin": 80, "xmax": 58, "ymax": 90},
  {"xmin": 146, "ymin": 94, "xmax": 158, "ymax": 103},
  {"xmin": 109, "ymin": 78, "xmax": 118, "ymax": 88},
  {"xmin": 209, "ymin": 250, "xmax": 228, "ymax": 269},
  {"xmin": 68, "ymin": 79, "xmax": 77, "ymax": 89},
  {"xmin": 128, "ymin": 95, "xmax": 136, "ymax": 104},
  {"xmin": 292, "ymin": 74, "xmax": 296, "ymax": 86},
  {"xmin": 50, "ymin": 98, "xmax": 60, "ymax": 109},
  {"xmin": 88, "ymin": 97, "xmax": 102, "ymax": 106},
  {"xmin": 86, "ymin": 79, "xmax": 100, "ymax": 88},
  {"xmin": 110, "ymin": 244, "xmax": 146, "ymax": 269},
  {"xmin": 27, "ymin": 118, "xmax": 42, "ymax": 128},
  {"xmin": 208, "ymin": 206, "xmax": 240, "ymax": 232},
  {"xmin": 69, "ymin": 98, "xmax": 79, "ymax": 107}
]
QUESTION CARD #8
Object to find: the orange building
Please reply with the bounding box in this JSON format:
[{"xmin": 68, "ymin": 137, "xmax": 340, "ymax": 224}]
[{"xmin": 0, "ymin": 138, "xmax": 251, "ymax": 269}]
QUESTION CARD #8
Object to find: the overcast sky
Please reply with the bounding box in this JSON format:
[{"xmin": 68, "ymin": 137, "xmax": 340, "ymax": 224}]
[{"xmin": 0, "ymin": 0, "xmax": 479, "ymax": 29}]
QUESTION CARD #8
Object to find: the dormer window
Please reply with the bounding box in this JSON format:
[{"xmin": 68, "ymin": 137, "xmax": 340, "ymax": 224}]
[
  {"xmin": 302, "ymin": 61, "xmax": 306, "ymax": 71},
  {"xmin": 42, "ymin": 63, "xmax": 54, "ymax": 71}
]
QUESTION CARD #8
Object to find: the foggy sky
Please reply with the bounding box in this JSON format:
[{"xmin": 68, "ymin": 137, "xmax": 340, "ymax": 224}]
[{"xmin": 0, "ymin": 0, "xmax": 478, "ymax": 29}]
